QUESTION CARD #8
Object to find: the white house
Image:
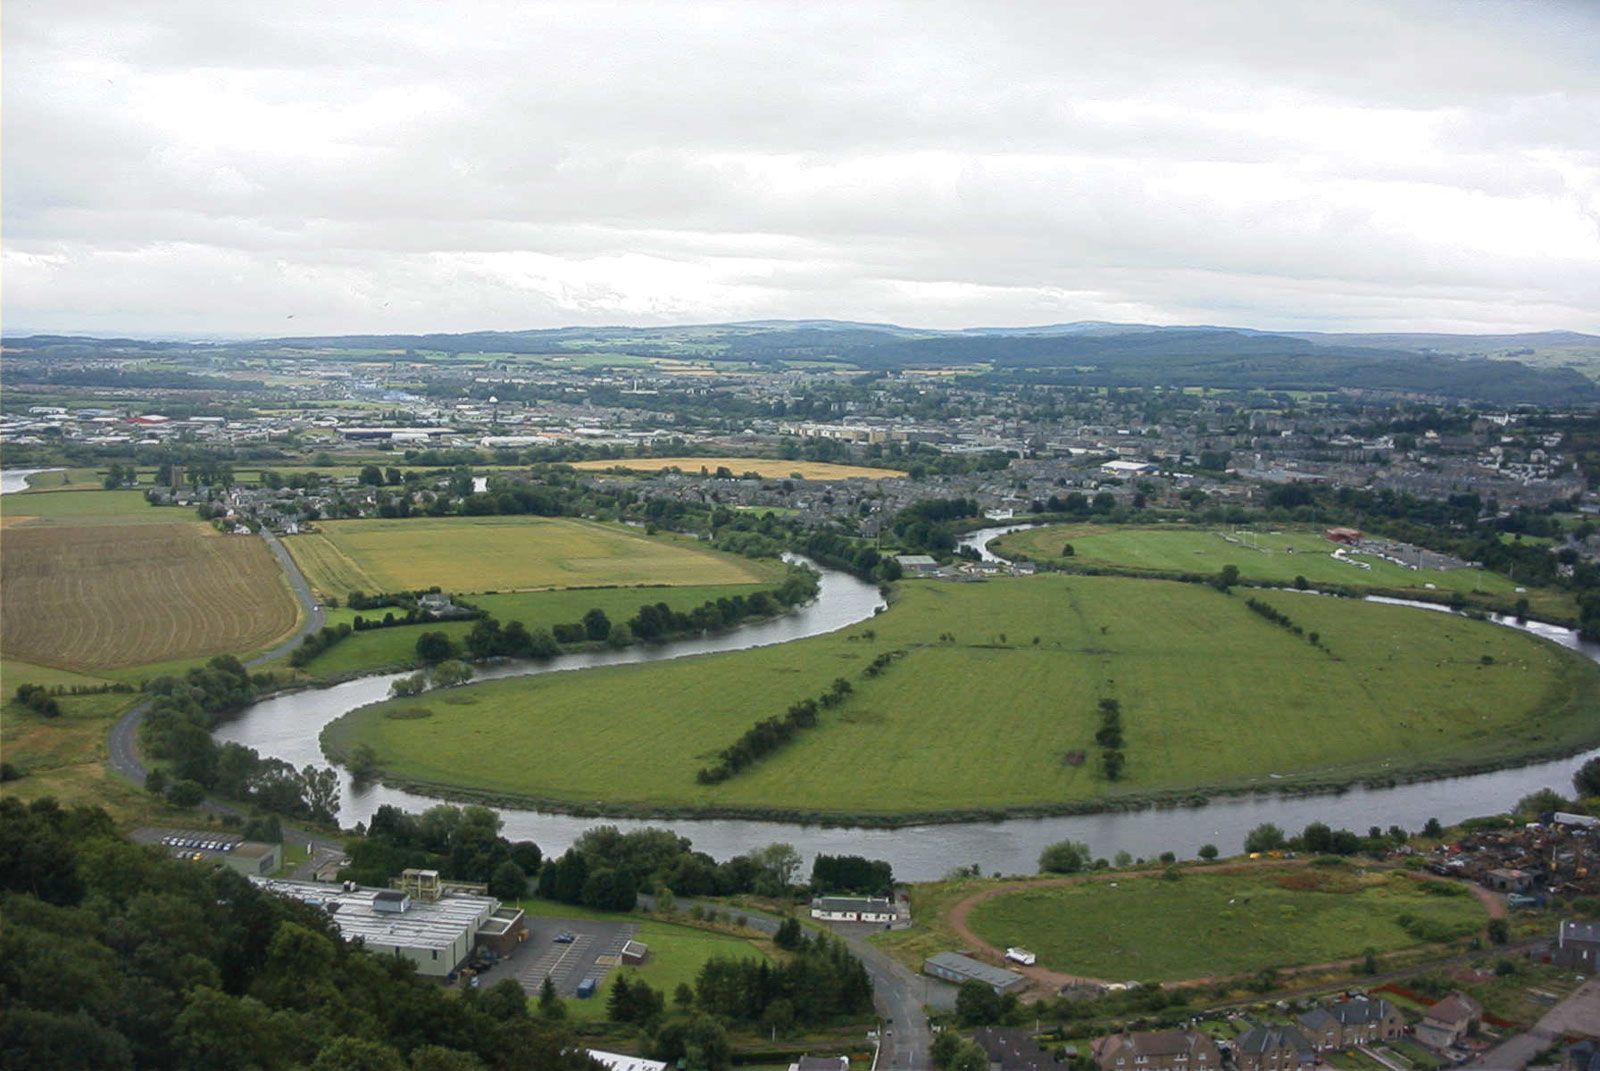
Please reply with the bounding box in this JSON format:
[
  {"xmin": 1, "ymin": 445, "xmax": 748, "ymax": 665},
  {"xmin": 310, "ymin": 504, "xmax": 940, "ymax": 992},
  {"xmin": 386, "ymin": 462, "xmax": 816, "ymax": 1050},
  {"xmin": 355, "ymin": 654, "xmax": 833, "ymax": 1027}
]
[{"xmin": 810, "ymin": 896, "xmax": 896, "ymax": 923}]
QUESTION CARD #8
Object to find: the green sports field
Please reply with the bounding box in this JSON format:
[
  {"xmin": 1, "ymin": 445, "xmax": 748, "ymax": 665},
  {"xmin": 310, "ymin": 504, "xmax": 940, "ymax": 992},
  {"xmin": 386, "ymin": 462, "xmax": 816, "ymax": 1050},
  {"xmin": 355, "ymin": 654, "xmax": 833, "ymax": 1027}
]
[
  {"xmin": 284, "ymin": 517, "xmax": 777, "ymax": 597},
  {"xmin": 964, "ymin": 867, "xmax": 1486, "ymax": 981},
  {"xmin": 994, "ymin": 524, "xmax": 1563, "ymax": 610},
  {"xmin": 322, "ymin": 575, "xmax": 1600, "ymax": 820}
]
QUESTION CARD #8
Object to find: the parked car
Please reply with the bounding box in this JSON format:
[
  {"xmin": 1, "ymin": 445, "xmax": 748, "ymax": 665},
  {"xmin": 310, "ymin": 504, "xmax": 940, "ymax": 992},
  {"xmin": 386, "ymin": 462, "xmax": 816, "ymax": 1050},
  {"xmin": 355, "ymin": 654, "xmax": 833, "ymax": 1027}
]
[{"xmin": 554, "ymin": 932, "xmax": 576, "ymax": 944}]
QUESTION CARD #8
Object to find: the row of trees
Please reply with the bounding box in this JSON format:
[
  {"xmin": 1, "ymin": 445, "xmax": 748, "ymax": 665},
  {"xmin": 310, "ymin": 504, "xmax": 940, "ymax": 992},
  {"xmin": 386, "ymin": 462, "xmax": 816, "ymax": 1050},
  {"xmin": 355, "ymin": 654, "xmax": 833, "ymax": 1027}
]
[
  {"xmin": 696, "ymin": 680, "xmax": 852, "ymax": 785},
  {"xmin": 139, "ymin": 657, "xmax": 340, "ymax": 822}
]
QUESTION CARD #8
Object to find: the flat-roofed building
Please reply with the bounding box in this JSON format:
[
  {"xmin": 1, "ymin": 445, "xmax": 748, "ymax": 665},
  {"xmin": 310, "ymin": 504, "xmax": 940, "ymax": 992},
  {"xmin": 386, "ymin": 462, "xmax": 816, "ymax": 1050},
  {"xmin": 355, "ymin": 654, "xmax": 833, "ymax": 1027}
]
[{"xmin": 252, "ymin": 878, "xmax": 500, "ymax": 977}]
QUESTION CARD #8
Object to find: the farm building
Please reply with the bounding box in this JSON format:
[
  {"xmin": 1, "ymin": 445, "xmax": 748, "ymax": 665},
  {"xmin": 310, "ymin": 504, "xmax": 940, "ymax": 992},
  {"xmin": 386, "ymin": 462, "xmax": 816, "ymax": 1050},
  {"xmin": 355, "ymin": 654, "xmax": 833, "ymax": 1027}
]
[
  {"xmin": 810, "ymin": 896, "xmax": 896, "ymax": 923},
  {"xmin": 1553, "ymin": 920, "xmax": 1600, "ymax": 970},
  {"xmin": 894, "ymin": 554, "xmax": 940, "ymax": 576},
  {"xmin": 251, "ymin": 878, "xmax": 523, "ymax": 978},
  {"xmin": 922, "ymin": 952, "xmax": 1025, "ymax": 993}
]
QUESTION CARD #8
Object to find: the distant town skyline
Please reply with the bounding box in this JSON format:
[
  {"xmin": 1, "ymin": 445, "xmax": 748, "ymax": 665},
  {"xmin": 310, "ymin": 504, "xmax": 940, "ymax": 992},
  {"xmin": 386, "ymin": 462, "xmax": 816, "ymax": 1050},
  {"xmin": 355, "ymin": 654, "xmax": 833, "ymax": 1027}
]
[{"xmin": 5, "ymin": 0, "xmax": 1598, "ymax": 338}]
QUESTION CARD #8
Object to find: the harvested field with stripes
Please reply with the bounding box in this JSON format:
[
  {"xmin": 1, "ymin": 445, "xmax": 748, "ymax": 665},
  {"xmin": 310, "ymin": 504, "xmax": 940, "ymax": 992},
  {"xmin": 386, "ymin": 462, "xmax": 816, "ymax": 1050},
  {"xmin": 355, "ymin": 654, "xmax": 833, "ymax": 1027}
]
[{"xmin": 0, "ymin": 522, "xmax": 301, "ymax": 671}]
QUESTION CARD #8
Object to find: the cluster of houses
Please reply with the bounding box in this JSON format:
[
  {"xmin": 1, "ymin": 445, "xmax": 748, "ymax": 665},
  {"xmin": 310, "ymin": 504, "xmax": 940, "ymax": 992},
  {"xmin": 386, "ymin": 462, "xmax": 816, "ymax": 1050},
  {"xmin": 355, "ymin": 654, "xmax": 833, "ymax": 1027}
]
[{"xmin": 1081, "ymin": 993, "xmax": 1491, "ymax": 1071}]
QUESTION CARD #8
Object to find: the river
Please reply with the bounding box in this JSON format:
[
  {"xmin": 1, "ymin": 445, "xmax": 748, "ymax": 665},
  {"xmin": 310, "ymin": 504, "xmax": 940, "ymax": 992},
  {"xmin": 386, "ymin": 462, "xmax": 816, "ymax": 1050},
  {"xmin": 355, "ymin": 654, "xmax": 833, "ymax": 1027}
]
[
  {"xmin": 0, "ymin": 468, "xmax": 65, "ymax": 495},
  {"xmin": 205, "ymin": 526, "xmax": 1600, "ymax": 879}
]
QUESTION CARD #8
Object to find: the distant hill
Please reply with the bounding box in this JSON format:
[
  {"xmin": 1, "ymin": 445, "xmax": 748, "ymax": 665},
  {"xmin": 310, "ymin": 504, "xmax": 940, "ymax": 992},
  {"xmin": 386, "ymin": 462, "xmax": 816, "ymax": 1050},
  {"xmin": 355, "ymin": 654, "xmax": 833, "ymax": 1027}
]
[{"xmin": 7, "ymin": 321, "xmax": 1599, "ymax": 406}]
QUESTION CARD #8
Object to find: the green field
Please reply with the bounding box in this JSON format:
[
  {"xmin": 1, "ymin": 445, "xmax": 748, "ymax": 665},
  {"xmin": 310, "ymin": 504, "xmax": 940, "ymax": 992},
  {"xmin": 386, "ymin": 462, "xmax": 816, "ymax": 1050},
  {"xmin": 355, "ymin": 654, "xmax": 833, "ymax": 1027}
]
[
  {"xmin": 322, "ymin": 575, "xmax": 1600, "ymax": 820},
  {"xmin": 2, "ymin": 489, "xmax": 178, "ymax": 525},
  {"xmin": 285, "ymin": 517, "xmax": 776, "ymax": 597},
  {"xmin": 964, "ymin": 868, "xmax": 1487, "ymax": 981},
  {"xmin": 995, "ymin": 524, "xmax": 1566, "ymax": 613},
  {"xmin": 514, "ymin": 906, "xmax": 771, "ymax": 1021},
  {"xmin": 297, "ymin": 584, "xmax": 778, "ymax": 677}
]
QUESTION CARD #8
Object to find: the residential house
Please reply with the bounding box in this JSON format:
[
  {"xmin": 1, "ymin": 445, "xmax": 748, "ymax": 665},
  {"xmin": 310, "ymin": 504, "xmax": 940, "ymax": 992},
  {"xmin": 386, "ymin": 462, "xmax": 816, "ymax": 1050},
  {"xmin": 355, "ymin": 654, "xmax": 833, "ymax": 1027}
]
[
  {"xmin": 1295, "ymin": 998, "xmax": 1404, "ymax": 1050},
  {"xmin": 810, "ymin": 896, "xmax": 896, "ymax": 923},
  {"xmin": 1413, "ymin": 992, "xmax": 1482, "ymax": 1051},
  {"xmin": 1092, "ymin": 1030, "xmax": 1220, "ymax": 1071},
  {"xmin": 973, "ymin": 1027, "xmax": 1055, "ymax": 1071},
  {"xmin": 1230, "ymin": 1026, "xmax": 1315, "ymax": 1071},
  {"xmin": 1553, "ymin": 920, "xmax": 1600, "ymax": 971}
]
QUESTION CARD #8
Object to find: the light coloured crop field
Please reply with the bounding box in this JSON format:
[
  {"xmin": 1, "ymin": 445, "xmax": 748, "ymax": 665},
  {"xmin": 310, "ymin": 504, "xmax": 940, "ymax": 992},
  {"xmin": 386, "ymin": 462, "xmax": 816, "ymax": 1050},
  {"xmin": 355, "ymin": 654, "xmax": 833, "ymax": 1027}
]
[
  {"xmin": 0, "ymin": 522, "xmax": 301, "ymax": 671},
  {"xmin": 324, "ymin": 575, "xmax": 1600, "ymax": 819},
  {"xmin": 284, "ymin": 516, "xmax": 775, "ymax": 597},
  {"xmin": 568, "ymin": 457, "xmax": 905, "ymax": 480}
]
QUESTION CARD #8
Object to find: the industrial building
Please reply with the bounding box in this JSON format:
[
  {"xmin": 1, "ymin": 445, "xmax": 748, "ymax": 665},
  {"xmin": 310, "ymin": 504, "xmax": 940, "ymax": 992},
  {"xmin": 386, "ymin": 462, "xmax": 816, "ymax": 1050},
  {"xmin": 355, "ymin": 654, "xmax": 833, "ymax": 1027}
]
[
  {"xmin": 922, "ymin": 951, "xmax": 1026, "ymax": 992},
  {"xmin": 251, "ymin": 875, "xmax": 525, "ymax": 978},
  {"xmin": 586, "ymin": 1052, "xmax": 667, "ymax": 1071}
]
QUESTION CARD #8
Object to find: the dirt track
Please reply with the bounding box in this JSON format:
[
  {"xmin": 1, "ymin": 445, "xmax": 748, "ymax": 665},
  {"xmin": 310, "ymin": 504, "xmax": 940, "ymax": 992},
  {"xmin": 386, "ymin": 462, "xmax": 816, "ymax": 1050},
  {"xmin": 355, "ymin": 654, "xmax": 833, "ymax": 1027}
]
[{"xmin": 943, "ymin": 861, "xmax": 1505, "ymax": 993}]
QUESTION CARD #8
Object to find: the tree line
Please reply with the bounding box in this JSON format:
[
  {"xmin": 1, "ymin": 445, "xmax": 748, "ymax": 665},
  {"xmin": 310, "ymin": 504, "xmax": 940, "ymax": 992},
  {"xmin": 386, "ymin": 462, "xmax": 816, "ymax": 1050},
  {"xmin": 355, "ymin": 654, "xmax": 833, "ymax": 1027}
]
[{"xmin": 695, "ymin": 679, "xmax": 852, "ymax": 785}]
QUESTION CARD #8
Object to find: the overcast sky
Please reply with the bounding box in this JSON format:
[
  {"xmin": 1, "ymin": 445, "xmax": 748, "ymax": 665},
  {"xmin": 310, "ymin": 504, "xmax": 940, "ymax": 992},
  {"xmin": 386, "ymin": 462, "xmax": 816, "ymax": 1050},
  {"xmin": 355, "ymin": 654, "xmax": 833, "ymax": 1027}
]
[{"xmin": 4, "ymin": 0, "xmax": 1598, "ymax": 338}]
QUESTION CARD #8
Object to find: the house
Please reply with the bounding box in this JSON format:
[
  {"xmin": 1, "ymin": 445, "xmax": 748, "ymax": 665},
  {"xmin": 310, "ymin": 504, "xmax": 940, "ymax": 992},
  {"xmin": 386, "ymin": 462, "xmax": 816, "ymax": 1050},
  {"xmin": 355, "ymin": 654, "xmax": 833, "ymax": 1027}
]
[
  {"xmin": 922, "ymin": 952, "xmax": 1026, "ymax": 993},
  {"xmin": 810, "ymin": 896, "xmax": 896, "ymax": 923},
  {"xmin": 1295, "ymin": 998, "xmax": 1404, "ymax": 1049},
  {"xmin": 1553, "ymin": 920, "xmax": 1600, "ymax": 970},
  {"xmin": 1092, "ymin": 1030, "xmax": 1220, "ymax": 1071},
  {"xmin": 1563, "ymin": 1040, "xmax": 1600, "ymax": 1071},
  {"xmin": 788, "ymin": 1058, "xmax": 847, "ymax": 1071},
  {"xmin": 973, "ymin": 1027, "xmax": 1054, "ymax": 1071},
  {"xmin": 1230, "ymin": 1026, "xmax": 1315, "ymax": 1071},
  {"xmin": 1414, "ymin": 992, "xmax": 1482, "ymax": 1051}
]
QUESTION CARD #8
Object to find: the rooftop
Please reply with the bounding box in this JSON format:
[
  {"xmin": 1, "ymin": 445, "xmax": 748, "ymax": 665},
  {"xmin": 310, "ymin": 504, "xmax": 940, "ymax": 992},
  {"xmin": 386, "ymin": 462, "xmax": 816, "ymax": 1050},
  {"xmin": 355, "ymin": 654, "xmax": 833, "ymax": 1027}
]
[
  {"xmin": 924, "ymin": 952, "xmax": 1024, "ymax": 989},
  {"xmin": 251, "ymin": 878, "xmax": 497, "ymax": 952}
]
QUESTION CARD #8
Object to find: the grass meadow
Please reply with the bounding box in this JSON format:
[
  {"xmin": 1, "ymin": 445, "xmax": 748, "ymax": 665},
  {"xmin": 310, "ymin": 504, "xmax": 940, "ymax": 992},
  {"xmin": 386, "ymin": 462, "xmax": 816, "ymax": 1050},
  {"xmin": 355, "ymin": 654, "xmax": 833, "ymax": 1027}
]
[
  {"xmin": 295, "ymin": 583, "xmax": 778, "ymax": 678},
  {"xmin": 993, "ymin": 524, "xmax": 1568, "ymax": 614},
  {"xmin": 567, "ymin": 457, "xmax": 906, "ymax": 480},
  {"xmin": 322, "ymin": 575, "xmax": 1600, "ymax": 819},
  {"xmin": 964, "ymin": 867, "xmax": 1487, "ymax": 981},
  {"xmin": 285, "ymin": 517, "xmax": 775, "ymax": 597},
  {"xmin": 1, "ymin": 489, "xmax": 182, "ymax": 525}
]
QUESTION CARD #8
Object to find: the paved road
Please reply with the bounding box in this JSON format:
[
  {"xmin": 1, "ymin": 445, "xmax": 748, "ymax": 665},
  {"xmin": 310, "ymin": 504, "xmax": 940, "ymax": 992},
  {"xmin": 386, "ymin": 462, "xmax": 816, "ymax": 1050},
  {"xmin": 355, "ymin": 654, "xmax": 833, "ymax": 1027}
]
[
  {"xmin": 640, "ymin": 896, "xmax": 936, "ymax": 1071},
  {"xmin": 106, "ymin": 528, "xmax": 339, "ymax": 859},
  {"xmin": 1466, "ymin": 978, "xmax": 1600, "ymax": 1070}
]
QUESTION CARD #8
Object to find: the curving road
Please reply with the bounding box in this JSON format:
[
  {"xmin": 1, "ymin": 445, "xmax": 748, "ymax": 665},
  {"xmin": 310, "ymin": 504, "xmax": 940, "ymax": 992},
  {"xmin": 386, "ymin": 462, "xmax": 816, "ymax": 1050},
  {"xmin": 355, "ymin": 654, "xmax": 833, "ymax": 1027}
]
[{"xmin": 639, "ymin": 895, "xmax": 935, "ymax": 1070}]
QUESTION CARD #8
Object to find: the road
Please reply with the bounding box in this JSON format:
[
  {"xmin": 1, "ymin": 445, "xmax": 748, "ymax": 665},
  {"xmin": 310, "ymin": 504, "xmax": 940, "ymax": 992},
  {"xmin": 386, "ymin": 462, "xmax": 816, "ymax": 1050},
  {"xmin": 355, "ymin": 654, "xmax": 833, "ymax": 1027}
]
[
  {"xmin": 1466, "ymin": 978, "xmax": 1600, "ymax": 1070},
  {"xmin": 640, "ymin": 895, "xmax": 936, "ymax": 1070},
  {"xmin": 106, "ymin": 528, "xmax": 340, "ymax": 864}
]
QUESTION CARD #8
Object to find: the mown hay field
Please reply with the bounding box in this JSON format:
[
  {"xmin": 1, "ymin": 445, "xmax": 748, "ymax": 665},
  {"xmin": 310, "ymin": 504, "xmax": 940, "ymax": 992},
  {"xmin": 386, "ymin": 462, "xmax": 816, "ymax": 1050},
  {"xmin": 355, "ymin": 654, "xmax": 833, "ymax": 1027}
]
[
  {"xmin": 964, "ymin": 868, "xmax": 1486, "ymax": 981},
  {"xmin": 567, "ymin": 457, "xmax": 905, "ymax": 480},
  {"xmin": 284, "ymin": 516, "xmax": 775, "ymax": 597},
  {"xmin": 325, "ymin": 575, "xmax": 1600, "ymax": 819},
  {"xmin": 0, "ymin": 523, "xmax": 301, "ymax": 671}
]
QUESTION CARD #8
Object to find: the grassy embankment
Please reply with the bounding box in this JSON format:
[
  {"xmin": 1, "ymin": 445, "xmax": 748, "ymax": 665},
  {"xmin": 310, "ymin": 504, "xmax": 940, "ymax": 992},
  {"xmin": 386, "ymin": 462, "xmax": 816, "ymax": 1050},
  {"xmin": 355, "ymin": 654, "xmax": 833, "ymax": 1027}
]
[
  {"xmin": 322, "ymin": 574, "xmax": 1600, "ymax": 822},
  {"xmin": 994, "ymin": 524, "xmax": 1573, "ymax": 619}
]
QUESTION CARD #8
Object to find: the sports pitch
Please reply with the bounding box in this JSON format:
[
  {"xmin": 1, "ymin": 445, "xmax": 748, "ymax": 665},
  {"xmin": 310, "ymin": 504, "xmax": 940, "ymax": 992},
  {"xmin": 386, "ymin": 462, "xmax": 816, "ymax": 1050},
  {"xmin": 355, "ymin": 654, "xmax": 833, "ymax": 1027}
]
[{"xmin": 284, "ymin": 516, "xmax": 776, "ymax": 597}]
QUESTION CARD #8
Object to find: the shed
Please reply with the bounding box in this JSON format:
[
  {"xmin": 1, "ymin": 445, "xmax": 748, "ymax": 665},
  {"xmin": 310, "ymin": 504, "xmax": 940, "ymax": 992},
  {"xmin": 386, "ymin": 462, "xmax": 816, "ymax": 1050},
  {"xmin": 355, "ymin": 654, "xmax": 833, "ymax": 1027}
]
[{"xmin": 923, "ymin": 952, "xmax": 1025, "ymax": 992}]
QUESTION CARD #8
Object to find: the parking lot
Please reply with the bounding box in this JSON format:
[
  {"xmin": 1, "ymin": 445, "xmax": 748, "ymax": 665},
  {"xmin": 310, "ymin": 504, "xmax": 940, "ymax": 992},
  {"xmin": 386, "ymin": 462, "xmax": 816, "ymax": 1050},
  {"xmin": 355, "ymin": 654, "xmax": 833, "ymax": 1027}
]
[{"xmin": 478, "ymin": 916, "xmax": 639, "ymax": 998}]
